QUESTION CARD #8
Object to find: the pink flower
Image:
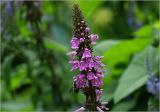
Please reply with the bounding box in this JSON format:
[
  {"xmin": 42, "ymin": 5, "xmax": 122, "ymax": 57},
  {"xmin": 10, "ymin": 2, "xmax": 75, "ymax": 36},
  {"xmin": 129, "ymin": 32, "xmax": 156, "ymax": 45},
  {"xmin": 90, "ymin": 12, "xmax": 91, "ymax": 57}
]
[
  {"xmin": 95, "ymin": 56, "xmax": 104, "ymax": 60},
  {"xmin": 94, "ymin": 56, "xmax": 105, "ymax": 67},
  {"xmin": 74, "ymin": 74, "xmax": 88, "ymax": 88},
  {"xmin": 89, "ymin": 34, "xmax": 99, "ymax": 41},
  {"xmin": 81, "ymin": 33, "xmax": 84, "ymax": 36},
  {"xmin": 71, "ymin": 37, "xmax": 80, "ymax": 49},
  {"xmin": 96, "ymin": 72, "xmax": 104, "ymax": 78},
  {"xmin": 91, "ymin": 42, "xmax": 96, "ymax": 45},
  {"xmin": 92, "ymin": 78, "xmax": 103, "ymax": 87},
  {"xmin": 70, "ymin": 60, "xmax": 79, "ymax": 71},
  {"xmin": 85, "ymin": 27, "xmax": 90, "ymax": 33},
  {"xmin": 80, "ymin": 38, "xmax": 85, "ymax": 42},
  {"xmin": 67, "ymin": 4, "xmax": 107, "ymax": 103},
  {"xmin": 87, "ymin": 71, "xmax": 97, "ymax": 80},
  {"xmin": 79, "ymin": 61, "xmax": 88, "ymax": 71},
  {"xmin": 82, "ymin": 48, "xmax": 91, "ymax": 58},
  {"xmin": 95, "ymin": 89, "xmax": 102, "ymax": 100},
  {"xmin": 67, "ymin": 51, "xmax": 77, "ymax": 59}
]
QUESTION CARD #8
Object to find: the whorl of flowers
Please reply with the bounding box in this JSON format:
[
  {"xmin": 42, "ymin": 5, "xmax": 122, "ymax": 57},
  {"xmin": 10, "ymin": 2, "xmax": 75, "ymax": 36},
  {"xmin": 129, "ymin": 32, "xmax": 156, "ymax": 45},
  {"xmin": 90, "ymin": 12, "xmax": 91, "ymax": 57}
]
[{"xmin": 67, "ymin": 4, "xmax": 107, "ymax": 111}]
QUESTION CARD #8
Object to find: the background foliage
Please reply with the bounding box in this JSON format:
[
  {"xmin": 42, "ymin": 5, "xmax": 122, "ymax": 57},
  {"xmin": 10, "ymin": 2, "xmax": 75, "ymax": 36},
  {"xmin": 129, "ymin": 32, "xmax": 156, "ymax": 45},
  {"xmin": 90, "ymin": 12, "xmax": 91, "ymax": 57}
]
[{"xmin": 1, "ymin": 1, "xmax": 159, "ymax": 111}]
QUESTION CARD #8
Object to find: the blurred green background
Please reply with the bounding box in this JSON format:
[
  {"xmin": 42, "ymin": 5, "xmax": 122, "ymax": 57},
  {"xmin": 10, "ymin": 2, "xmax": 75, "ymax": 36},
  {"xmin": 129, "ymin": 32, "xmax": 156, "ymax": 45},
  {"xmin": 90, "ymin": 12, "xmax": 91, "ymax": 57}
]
[{"xmin": 1, "ymin": 0, "xmax": 159, "ymax": 111}]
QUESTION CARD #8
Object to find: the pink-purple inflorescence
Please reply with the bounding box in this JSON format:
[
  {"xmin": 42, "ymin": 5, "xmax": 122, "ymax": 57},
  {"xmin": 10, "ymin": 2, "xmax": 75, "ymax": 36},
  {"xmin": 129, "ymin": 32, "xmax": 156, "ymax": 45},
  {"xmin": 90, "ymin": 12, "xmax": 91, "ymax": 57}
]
[{"xmin": 67, "ymin": 4, "xmax": 108, "ymax": 111}]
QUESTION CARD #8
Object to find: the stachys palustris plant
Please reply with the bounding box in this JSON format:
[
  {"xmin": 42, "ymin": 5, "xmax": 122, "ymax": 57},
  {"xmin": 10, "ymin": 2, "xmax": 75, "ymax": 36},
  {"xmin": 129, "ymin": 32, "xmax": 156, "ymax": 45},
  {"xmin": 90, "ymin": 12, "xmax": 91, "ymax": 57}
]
[{"xmin": 67, "ymin": 4, "xmax": 109, "ymax": 111}]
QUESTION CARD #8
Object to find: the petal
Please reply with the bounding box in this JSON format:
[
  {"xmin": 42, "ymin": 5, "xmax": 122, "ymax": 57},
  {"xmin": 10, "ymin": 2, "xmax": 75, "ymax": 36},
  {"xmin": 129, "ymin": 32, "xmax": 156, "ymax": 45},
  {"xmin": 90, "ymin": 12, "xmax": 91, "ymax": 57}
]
[
  {"xmin": 87, "ymin": 71, "xmax": 97, "ymax": 80},
  {"xmin": 67, "ymin": 51, "xmax": 77, "ymax": 58},
  {"xmin": 82, "ymin": 48, "xmax": 91, "ymax": 58},
  {"xmin": 71, "ymin": 37, "xmax": 80, "ymax": 49},
  {"xmin": 85, "ymin": 27, "xmax": 90, "ymax": 33},
  {"xmin": 79, "ymin": 61, "xmax": 88, "ymax": 71}
]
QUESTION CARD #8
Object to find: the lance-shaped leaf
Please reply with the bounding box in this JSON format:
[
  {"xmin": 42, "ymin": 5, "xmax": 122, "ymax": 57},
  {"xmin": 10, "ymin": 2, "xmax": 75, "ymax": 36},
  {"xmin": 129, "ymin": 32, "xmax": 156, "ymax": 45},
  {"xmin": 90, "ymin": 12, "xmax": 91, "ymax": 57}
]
[{"xmin": 114, "ymin": 46, "xmax": 157, "ymax": 103}]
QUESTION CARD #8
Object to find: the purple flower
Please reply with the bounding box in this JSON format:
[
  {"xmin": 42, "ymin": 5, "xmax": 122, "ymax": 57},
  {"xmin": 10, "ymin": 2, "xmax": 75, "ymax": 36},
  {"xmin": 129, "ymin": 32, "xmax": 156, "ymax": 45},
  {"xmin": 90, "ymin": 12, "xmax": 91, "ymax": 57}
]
[
  {"xmin": 96, "ymin": 89, "xmax": 102, "ymax": 100},
  {"xmin": 88, "ymin": 34, "xmax": 99, "ymax": 45},
  {"xmin": 71, "ymin": 37, "xmax": 80, "ymax": 49},
  {"xmin": 97, "ymin": 67, "xmax": 104, "ymax": 73},
  {"xmin": 156, "ymin": 81, "xmax": 160, "ymax": 93},
  {"xmin": 95, "ymin": 56, "xmax": 104, "ymax": 60},
  {"xmin": 147, "ymin": 75, "xmax": 160, "ymax": 99},
  {"xmin": 86, "ymin": 58, "xmax": 103, "ymax": 70},
  {"xmin": 86, "ymin": 57, "xmax": 105, "ymax": 70},
  {"xmin": 147, "ymin": 80, "xmax": 156, "ymax": 94},
  {"xmin": 6, "ymin": 1, "xmax": 12, "ymax": 16},
  {"xmin": 135, "ymin": 21, "xmax": 142, "ymax": 29},
  {"xmin": 81, "ymin": 33, "xmax": 84, "ymax": 36},
  {"xmin": 91, "ymin": 42, "xmax": 96, "ymax": 45},
  {"xmin": 70, "ymin": 60, "xmax": 79, "ymax": 71},
  {"xmin": 92, "ymin": 78, "xmax": 103, "ymax": 87},
  {"xmin": 79, "ymin": 61, "xmax": 88, "ymax": 71},
  {"xmin": 126, "ymin": 2, "xmax": 143, "ymax": 30},
  {"xmin": 96, "ymin": 72, "xmax": 104, "ymax": 78},
  {"xmin": 127, "ymin": 18, "xmax": 133, "ymax": 26},
  {"xmin": 155, "ymin": 80, "xmax": 160, "ymax": 100},
  {"xmin": 80, "ymin": 38, "xmax": 85, "ymax": 42},
  {"xmin": 89, "ymin": 34, "xmax": 99, "ymax": 41},
  {"xmin": 90, "ymin": 61, "xmax": 99, "ymax": 69},
  {"xmin": 74, "ymin": 74, "xmax": 88, "ymax": 88},
  {"xmin": 86, "ymin": 58, "xmax": 94, "ymax": 67},
  {"xmin": 82, "ymin": 48, "xmax": 91, "ymax": 58},
  {"xmin": 94, "ymin": 57, "xmax": 105, "ymax": 67},
  {"xmin": 67, "ymin": 51, "xmax": 77, "ymax": 59},
  {"xmin": 87, "ymin": 71, "xmax": 97, "ymax": 80},
  {"xmin": 67, "ymin": 4, "xmax": 107, "ymax": 109},
  {"xmin": 85, "ymin": 27, "xmax": 90, "ymax": 33}
]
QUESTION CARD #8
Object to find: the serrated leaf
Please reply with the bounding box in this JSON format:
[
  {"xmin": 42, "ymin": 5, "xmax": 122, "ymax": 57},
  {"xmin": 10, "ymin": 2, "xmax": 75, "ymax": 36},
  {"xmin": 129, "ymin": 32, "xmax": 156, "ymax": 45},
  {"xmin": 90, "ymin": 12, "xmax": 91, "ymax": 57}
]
[{"xmin": 114, "ymin": 46, "xmax": 156, "ymax": 103}]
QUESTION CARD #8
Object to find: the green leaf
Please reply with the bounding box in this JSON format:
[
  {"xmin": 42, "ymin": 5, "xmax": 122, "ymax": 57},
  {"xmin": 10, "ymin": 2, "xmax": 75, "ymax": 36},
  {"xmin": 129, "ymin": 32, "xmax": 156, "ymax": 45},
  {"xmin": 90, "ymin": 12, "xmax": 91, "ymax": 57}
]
[
  {"xmin": 148, "ymin": 97, "xmax": 159, "ymax": 111},
  {"xmin": 134, "ymin": 25, "xmax": 152, "ymax": 38},
  {"xmin": 94, "ymin": 40, "xmax": 120, "ymax": 55},
  {"xmin": 51, "ymin": 25, "xmax": 70, "ymax": 46},
  {"xmin": 19, "ymin": 25, "xmax": 32, "ymax": 39},
  {"xmin": 77, "ymin": 1, "xmax": 102, "ymax": 19},
  {"xmin": 102, "ymin": 80, "xmax": 118, "ymax": 102},
  {"xmin": 42, "ymin": 2, "xmax": 55, "ymax": 14},
  {"xmin": 103, "ymin": 38, "xmax": 151, "ymax": 78},
  {"xmin": 11, "ymin": 64, "xmax": 30, "ymax": 90},
  {"xmin": 114, "ymin": 46, "xmax": 156, "ymax": 103},
  {"xmin": 78, "ymin": 1, "xmax": 102, "ymax": 18},
  {"xmin": 2, "ymin": 54, "xmax": 15, "ymax": 91},
  {"xmin": 70, "ymin": 0, "xmax": 102, "ymax": 19},
  {"xmin": 1, "ymin": 101, "xmax": 33, "ymax": 111},
  {"xmin": 44, "ymin": 38, "xmax": 68, "ymax": 53},
  {"xmin": 112, "ymin": 99, "xmax": 136, "ymax": 111},
  {"xmin": 134, "ymin": 21, "xmax": 160, "ymax": 38}
]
